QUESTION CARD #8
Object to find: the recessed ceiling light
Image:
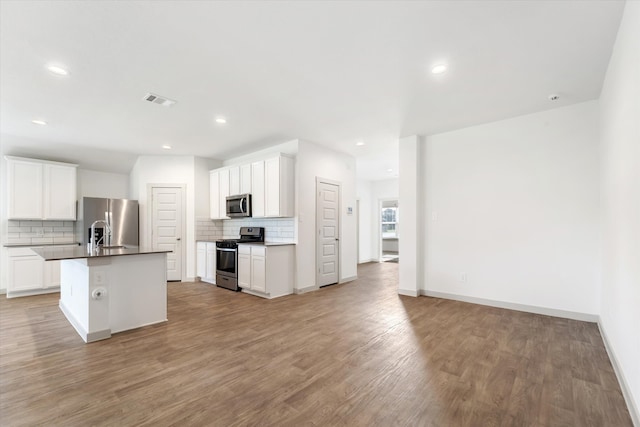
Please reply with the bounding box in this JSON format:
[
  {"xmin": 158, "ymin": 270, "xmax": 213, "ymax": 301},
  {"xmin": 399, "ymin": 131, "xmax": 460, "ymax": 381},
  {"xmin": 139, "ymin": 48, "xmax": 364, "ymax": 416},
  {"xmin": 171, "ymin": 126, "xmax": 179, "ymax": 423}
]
[
  {"xmin": 162, "ymin": 144, "xmax": 172, "ymax": 150},
  {"xmin": 356, "ymin": 141, "xmax": 365, "ymax": 146},
  {"xmin": 32, "ymin": 120, "xmax": 47, "ymax": 125},
  {"xmin": 46, "ymin": 65, "xmax": 69, "ymax": 76},
  {"xmin": 431, "ymin": 64, "xmax": 447, "ymax": 75},
  {"xmin": 386, "ymin": 168, "xmax": 393, "ymax": 173},
  {"xmin": 215, "ymin": 117, "xmax": 227, "ymax": 124}
]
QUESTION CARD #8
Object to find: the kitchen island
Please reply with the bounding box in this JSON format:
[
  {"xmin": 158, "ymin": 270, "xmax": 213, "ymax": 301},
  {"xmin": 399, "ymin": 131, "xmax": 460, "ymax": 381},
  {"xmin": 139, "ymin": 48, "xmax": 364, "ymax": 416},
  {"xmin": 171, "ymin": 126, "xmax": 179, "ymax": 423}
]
[{"xmin": 32, "ymin": 246, "xmax": 171, "ymax": 343}]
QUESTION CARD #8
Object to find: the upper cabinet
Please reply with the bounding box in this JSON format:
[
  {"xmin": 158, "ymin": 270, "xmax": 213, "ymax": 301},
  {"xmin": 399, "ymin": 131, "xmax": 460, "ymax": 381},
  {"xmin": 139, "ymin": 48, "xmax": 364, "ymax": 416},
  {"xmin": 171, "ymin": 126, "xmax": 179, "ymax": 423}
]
[
  {"xmin": 209, "ymin": 170, "xmax": 221, "ymax": 219},
  {"xmin": 251, "ymin": 161, "xmax": 265, "ymax": 218},
  {"xmin": 229, "ymin": 166, "xmax": 240, "ymax": 196},
  {"xmin": 210, "ymin": 168, "xmax": 231, "ymax": 220},
  {"xmin": 240, "ymin": 163, "xmax": 252, "ymax": 194},
  {"xmin": 264, "ymin": 155, "xmax": 295, "ymax": 217},
  {"xmin": 210, "ymin": 154, "xmax": 294, "ymax": 219},
  {"xmin": 6, "ymin": 156, "xmax": 77, "ymax": 220}
]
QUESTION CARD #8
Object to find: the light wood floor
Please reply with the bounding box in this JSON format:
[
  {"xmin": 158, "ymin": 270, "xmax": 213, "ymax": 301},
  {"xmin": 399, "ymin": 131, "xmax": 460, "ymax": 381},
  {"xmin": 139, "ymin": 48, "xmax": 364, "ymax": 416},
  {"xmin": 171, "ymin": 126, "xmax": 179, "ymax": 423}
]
[{"xmin": 0, "ymin": 262, "xmax": 632, "ymax": 426}]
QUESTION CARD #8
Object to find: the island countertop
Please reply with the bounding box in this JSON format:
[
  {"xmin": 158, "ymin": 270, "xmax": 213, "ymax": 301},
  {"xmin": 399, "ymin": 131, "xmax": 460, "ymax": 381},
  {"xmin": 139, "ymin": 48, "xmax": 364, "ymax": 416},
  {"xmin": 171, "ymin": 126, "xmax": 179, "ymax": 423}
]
[{"xmin": 32, "ymin": 246, "xmax": 172, "ymax": 261}]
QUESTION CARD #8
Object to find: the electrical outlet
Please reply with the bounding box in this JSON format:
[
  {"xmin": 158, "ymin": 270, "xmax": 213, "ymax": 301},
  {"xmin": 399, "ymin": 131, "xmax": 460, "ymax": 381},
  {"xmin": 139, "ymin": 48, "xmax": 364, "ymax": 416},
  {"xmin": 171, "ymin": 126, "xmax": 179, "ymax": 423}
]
[
  {"xmin": 37, "ymin": 229, "xmax": 45, "ymax": 237},
  {"xmin": 460, "ymin": 272, "xmax": 467, "ymax": 283}
]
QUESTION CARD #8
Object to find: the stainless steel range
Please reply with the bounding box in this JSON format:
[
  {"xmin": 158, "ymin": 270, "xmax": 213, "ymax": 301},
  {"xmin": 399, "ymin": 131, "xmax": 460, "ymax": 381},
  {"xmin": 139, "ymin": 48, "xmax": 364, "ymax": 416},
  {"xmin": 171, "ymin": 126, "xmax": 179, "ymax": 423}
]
[{"xmin": 216, "ymin": 227, "xmax": 264, "ymax": 291}]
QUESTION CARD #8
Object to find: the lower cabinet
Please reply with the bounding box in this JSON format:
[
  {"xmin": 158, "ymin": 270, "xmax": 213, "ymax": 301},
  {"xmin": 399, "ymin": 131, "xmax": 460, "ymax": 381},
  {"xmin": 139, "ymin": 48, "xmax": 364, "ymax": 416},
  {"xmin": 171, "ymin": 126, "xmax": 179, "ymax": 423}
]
[
  {"xmin": 6, "ymin": 245, "xmax": 76, "ymax": 298},
  {"xmin": 238, "ymin": 244, "xmax": 294, "ymax": 299},
  {"xmin": 196, "ymin": 242, "xmax": 216, "ymax": 284}
]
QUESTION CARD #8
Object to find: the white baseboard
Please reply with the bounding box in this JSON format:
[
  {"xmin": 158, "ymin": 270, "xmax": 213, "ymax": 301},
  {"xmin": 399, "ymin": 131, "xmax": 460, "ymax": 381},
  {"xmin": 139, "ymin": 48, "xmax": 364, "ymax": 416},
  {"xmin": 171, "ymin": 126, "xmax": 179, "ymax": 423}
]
[
  {"xmin": 294, "ymin": 284, "xmax": 319, "ymax": 294},
  {"xmin": 420, "ymin": 290, "xmax": 599, "ymax": 322},
  {"xmin": 598, "ymin": 320, "xmax": 640, "ymax": 427},
  {"xmin": 358, "ymin": 258, "xmax": 376, "ymax": 264},
  {"xmin": 398, "ymin": 288, "xmax": 419, "ymax": 297},
  {"xmin": 59, "ymin": 300, "xmax": 111, "ymax": 343},
  {"xmin": 7, "ymin": 287, "xmax": 60, "ymax": 298},
  {"xmin": 340, "ymin": 275, "xmax": 357, "ymax": 284}
]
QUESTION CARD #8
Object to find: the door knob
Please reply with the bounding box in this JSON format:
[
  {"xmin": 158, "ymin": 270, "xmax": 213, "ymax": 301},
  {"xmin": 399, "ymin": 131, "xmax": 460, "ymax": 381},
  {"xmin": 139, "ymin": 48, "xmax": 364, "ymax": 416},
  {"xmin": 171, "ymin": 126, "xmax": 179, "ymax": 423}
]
[{"xmin": 176, "ymin": 238, "xmax": 181, "ymax": 241}]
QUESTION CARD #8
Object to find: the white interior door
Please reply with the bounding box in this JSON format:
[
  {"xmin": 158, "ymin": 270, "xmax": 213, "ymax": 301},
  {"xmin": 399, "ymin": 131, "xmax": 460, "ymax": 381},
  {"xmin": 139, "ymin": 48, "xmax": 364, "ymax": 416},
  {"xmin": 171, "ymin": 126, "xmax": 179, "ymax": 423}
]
[
  {"xmin": 317, "ymin": 180, "xmax": 340, "ymax": 287},
  {"xmin": 152, "ymin": 187, "xmax": 183, "ymax": 281}
]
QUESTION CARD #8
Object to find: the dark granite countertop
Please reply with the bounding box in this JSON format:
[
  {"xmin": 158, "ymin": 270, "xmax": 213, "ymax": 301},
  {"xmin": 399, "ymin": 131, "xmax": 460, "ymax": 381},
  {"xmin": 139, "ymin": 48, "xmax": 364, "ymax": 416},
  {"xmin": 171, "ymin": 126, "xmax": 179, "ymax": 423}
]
[
  {"xmin": 32, "ymin": 246, "xmax": 171, "ymax": 261},
  {"xmin": 3, "ymin": 242, "xmax": 81, "ymax": 248}
]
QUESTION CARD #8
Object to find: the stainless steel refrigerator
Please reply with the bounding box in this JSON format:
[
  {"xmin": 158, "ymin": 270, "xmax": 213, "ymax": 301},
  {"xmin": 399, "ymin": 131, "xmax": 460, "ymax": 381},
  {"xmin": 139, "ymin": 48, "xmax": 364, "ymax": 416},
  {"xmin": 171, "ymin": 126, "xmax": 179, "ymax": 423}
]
[{"xmin": 76, "ymin": 197, "xmax": 139, "ymax": 247}]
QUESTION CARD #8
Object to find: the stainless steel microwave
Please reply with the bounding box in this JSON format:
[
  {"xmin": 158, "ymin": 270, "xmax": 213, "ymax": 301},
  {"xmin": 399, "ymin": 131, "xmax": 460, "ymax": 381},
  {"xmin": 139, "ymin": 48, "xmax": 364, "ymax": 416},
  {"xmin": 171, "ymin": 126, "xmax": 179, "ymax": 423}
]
[{"xmin": 226, "ymin": 194, "xmax": 252, "ymax": 218}]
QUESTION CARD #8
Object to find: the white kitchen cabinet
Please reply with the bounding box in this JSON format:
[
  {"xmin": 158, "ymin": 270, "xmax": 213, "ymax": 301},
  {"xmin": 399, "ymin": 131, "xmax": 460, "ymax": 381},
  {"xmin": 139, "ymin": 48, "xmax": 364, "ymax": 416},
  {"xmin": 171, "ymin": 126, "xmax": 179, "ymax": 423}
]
[
  {"xmin": 229, "ymin": 166, "xmax": 240, "ymax": 196},
  {"xmin": 6, "ymin": 245, "xmax": 77, "ymax": 298},
  {"xmin": 196, "ymin": 243, "xmax": 207, "ymax": 278},
  {"xmin": 7, "ymin": 249, "xmax": 44, "ymax": 293},
  {"xmin": 250, "ymin": 247, "xmax": 266, "ymax": 293},
  {"xmin": 7, "ymin": 158, "xmax": 43, "ymax": 219},
  {"xmin": 6, "ymin": 156, "xmax": 77, "ymax": 220},
  {"xmin": 44, "ymin": 163, "xmax": 77, "ymax": 219},
  {"xmin": 238, "ymin": 247, "xmax": 251, "ymax": 289},
  {"xmin": 209, "ymin": 154, "xmax": 294, "ymax": 220},
  {"xmin": 240, "ymin": 163, "xmax": 252, "ymax": 194},
  {"xmin": 196, "ymin": 242, "xmax": 216, "ymax": 284},
  {"xmin": 210, "ymin": 168, "xmax": 230, "ymax": 220},
  {"xmin": 44, "ymin": 258, "xmax": 62, "ymax": 288},
  {"xmin": 251, "ymin": 160, "xmax": 265, "ymax": 217},
  {"xmin": 264, "ymin": 155, "xmax": 295, "ymax": 217},
  {"xmin": 238, "ymin": 244, "xmax": 294, "ymax": 298},
  {"xmin": 219, "ymin": 168, "xmax": 230, "ymax": 218},
  {"xmin": 210, "ymin": 170, "xmax": 221, "ymax": 219},
  {"xmin": 206, "ymin": 243, "xmax": 216, "ymax": 284}
]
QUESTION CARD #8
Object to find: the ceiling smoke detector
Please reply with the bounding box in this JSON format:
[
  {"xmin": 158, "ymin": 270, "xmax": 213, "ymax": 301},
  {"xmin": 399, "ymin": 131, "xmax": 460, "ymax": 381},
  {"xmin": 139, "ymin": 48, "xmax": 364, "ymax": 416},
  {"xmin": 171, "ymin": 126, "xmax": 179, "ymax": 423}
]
[{"xmin": 143, "ymin": 93, "xmax": 176, "ymax": 107}]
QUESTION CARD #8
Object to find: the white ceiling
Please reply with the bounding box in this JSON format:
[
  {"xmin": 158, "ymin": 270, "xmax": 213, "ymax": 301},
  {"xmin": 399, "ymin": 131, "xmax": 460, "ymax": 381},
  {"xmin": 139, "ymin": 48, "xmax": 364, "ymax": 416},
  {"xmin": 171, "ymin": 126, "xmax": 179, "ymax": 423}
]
[{"xmin": 0, "ymin": 1, "xmax": 624, "ymax": 179}]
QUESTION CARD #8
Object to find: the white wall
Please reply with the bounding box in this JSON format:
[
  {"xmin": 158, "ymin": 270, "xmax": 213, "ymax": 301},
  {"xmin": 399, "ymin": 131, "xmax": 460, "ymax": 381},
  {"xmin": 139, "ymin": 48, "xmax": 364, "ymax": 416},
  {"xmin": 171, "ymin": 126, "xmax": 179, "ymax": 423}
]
[
  {"xmin": 356, "ymin": 179, "xmax": 373, "ymax": 263},
  {"xmin": 194, "ymin": 157, "xmax": 222, "ymax": 219},
  {"xmin": 77, "ymin": 169, "xmax": 129, "ymax": 199},
  {"xmin": 129, "ymin": 156, "xmax": 213, "ymax": 280},
  {"xmin": 398, "ymin": 136, "xmax": 422, "ymax": 296},
  {"xmin": 423, "ymin": 101, "xmax": 601, "ymax": 316},
  {"xmin": 296, "ymin": 140, "xmax": 357, "ymax": 290},
  {"xmin": 598, "ymin": 1, "xmax": 640, "ymax": 421}
]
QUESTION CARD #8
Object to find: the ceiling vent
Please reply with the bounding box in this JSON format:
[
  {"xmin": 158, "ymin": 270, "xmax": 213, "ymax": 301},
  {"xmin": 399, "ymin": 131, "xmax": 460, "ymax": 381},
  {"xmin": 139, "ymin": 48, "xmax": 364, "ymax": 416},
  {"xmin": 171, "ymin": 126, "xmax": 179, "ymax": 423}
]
[{"xmin": 143, "ymin": 93, "xmax": 176, "ymax": 107}]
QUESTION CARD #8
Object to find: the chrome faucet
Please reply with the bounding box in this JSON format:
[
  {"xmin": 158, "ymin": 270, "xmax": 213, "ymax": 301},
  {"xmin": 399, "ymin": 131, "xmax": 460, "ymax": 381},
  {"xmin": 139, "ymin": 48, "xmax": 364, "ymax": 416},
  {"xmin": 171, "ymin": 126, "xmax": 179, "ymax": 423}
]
[{"xmin": 89, "ymin": 220, "xmax": 112, "ymax": 252}]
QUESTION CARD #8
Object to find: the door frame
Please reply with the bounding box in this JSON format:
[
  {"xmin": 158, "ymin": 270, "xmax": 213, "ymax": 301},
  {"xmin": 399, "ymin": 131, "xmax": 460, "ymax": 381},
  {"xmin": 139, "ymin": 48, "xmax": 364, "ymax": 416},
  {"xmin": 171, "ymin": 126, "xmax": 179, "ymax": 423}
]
[
  {"xmin": 378, "ymin": 198, "xmax": 399, "ymax": 262},
  {"xmin": 316, "ymin": 177, "xmax": 341, "ymax": 287},
  {"xmin": 147, "ymin": 184, "xmax": 187, "ymax": 282}
]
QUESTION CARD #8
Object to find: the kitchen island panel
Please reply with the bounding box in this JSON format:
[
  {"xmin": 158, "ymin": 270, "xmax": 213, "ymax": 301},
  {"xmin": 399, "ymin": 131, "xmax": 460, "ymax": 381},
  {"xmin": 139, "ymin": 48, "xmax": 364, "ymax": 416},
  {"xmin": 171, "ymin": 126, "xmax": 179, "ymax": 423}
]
[{"xmin": 57, "ymin": 252, "xmax": 167, "ymax": 343}]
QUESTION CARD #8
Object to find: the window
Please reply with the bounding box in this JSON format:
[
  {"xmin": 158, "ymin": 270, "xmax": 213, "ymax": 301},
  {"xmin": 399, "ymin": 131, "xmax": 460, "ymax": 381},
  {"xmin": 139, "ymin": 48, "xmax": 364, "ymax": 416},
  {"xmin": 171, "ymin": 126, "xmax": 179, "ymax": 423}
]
[{"xmin": 381, "ymin": 207, "xmax": 398, "ymax": 238}]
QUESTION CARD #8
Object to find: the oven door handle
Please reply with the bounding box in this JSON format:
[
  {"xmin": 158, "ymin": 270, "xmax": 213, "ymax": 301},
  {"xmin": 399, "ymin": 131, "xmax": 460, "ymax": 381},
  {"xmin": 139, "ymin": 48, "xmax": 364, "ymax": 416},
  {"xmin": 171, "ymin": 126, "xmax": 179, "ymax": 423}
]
[{"xmin": 217, "ymin": 247, "xmax": 237, "ymax": 252}]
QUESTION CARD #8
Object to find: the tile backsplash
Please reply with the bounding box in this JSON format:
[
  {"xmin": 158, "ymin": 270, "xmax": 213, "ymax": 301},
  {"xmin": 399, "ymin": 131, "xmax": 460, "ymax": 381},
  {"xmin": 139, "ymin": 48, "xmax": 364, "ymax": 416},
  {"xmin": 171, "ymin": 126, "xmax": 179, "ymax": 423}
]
[
  {"xmin": 7, "ymin": 218, "xmax": 296, "ymax": 246},
  {"xmin": 195, "ymin": 218, "xmax": 224, "ymax": 241},
  {"xmin": 5, "ymin": 220, "xmax": 77, "ymax": 245},
  {"xmin": 196, "ymin": 217, "xmax": 295, "ymax": 243}
]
